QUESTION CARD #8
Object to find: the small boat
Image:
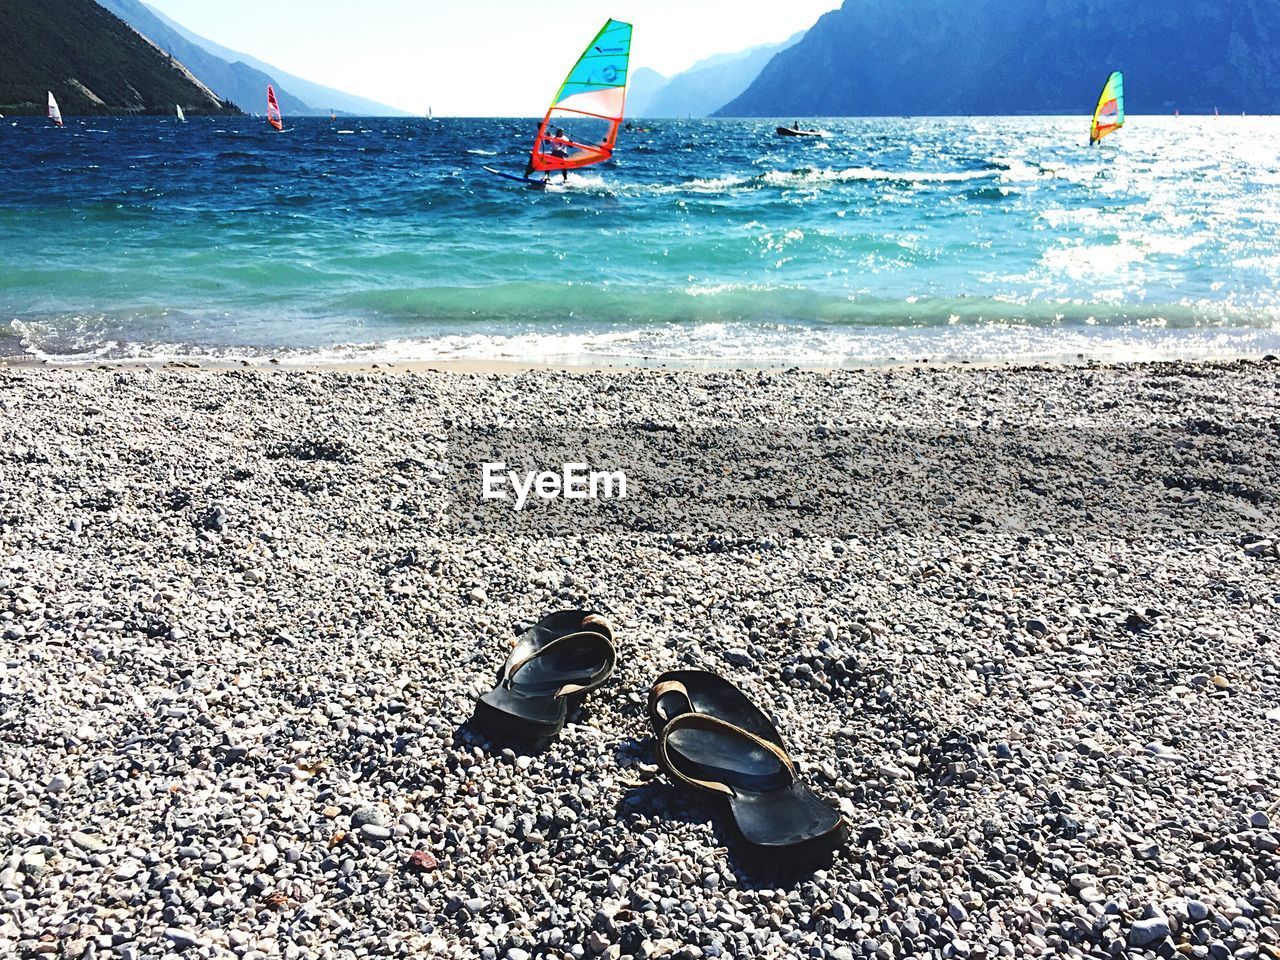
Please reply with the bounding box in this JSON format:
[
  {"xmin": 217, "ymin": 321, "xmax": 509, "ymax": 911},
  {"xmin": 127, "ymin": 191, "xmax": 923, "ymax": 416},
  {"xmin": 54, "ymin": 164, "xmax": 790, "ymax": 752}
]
[
  {"xmin": 267, "ymin": 85, "xmax": 284, "ymax": 132},
  {"xmin": 48, "ymin": 91, "xmax": 63, "ymax": 127},
  {"xmin": 176, "ymin": 104, "xmax": 186, "ymax": 122},
  {"xmin": 486, "ymin": 18, "xmax": 633, "ymax": 188},
  {"xmin": 776, "ymin": 125, "xmax": 825, "ymax": 138},
  {"xmin": 1089, "ymin": 71, "xmax": 1124, "ymax": 145}
]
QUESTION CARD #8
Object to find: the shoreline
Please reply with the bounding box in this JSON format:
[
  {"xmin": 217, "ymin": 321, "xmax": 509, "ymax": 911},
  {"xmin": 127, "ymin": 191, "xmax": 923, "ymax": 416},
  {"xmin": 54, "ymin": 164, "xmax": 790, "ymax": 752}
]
[{"xmin": 3, "ymin": 352, "xmax": 1277, "ymax": 377}]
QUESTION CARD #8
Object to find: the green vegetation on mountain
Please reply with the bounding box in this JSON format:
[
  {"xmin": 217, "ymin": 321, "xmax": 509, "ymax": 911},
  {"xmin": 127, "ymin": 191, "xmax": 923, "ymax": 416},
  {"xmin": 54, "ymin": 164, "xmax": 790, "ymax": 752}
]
[{"xmin": 0, "ymin": 0, "xmax": 238, "ymax": 116}]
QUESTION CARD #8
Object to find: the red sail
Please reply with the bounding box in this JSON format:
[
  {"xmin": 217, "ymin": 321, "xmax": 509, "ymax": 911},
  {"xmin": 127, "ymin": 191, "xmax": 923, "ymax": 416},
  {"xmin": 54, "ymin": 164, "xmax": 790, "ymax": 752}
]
[{"xmin": 267, "ymin": 85, "xmax": 283, "ymax": 132}]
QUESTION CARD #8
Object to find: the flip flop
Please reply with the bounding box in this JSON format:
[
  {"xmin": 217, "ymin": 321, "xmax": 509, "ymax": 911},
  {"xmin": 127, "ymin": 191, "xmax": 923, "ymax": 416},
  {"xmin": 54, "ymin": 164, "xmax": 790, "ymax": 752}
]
[
  {"xmin": 472, "ymin": 610, "xmax": 616, "ymax": 739},
  {"xmin": 657, "ymin": 712, "xmax": 849, "ymax": 865},
  {"xmin": 647, "ymin": 669, "xmax": 783, "ymax": 747}
]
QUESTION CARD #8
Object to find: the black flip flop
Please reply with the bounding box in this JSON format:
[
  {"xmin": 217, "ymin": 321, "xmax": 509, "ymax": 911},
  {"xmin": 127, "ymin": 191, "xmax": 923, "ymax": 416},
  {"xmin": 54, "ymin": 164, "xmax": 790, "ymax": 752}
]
[
  {"xmin": 472, "ymin": 610, "xmax": 615, "ymax": 739},
  {"xmin": 657, "ymin": 712, "xmax": 849, "ymax": 865},
  {"xmin": 647, "ymin": 669, "xmax": 783, "ymax": 747}
]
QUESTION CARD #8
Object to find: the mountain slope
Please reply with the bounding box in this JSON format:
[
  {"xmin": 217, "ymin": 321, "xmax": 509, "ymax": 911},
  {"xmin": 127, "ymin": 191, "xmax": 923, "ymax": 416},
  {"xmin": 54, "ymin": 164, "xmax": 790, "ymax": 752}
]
[
  {"xmin": 635, "ymin": 34, "xmax": 805, "ymax": 119},
  {"xmin": 718, "ymin": 0, "xmax": 1280, "ymax": 117},
  {"xmin": 0, "ymin": 0, "xmax": 236, "ymax": 115},
  {"xmin": 626, "ymin": 68, "xmax": 668, "ymax": 117},
  {"xmin": 93, "ymin": 0, "xmax": 309, "ymax": 115},
  {"xmin": 139, "ymin": 1, "xmax": 407, "ymax": 116},
  {"xmin": 646, "ymin": 33, "xmax": 806, "ymax": 118}
]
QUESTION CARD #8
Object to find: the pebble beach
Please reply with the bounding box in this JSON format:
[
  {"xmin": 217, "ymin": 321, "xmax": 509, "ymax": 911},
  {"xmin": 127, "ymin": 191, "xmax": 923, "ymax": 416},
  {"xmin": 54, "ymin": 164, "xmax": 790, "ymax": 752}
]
[{"xmin": 1, "ymin": 360, "xmax": 1278, "ymax": 960}]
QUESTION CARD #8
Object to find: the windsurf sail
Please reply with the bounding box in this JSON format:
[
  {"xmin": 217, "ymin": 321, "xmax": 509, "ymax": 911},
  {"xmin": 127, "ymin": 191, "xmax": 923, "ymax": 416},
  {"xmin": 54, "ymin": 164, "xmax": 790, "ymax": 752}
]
[
  {"xmin": 1090, "ymin": 71, "xmax": 1124, "ymax": 144},
  {"xmin": 176, "ymin": 104, "xmax": 186, "ymax": 122},
  {"xmin": 267, "ymin": 85, "xmax": 283, "ymax": 132},
  {"xmin": 528, "ymin": 19, "xmax": 632, "ymax": 174},
  {"xmin": 47, "ymin": 92, "xmax": 63, "ymax": 127}
]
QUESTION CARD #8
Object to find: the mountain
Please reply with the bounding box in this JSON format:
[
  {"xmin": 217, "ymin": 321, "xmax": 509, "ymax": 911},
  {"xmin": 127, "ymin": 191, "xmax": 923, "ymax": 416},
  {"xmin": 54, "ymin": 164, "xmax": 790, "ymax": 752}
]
[
  {"xmin": 92, "ymin": 0, "xmax": 305, "ymax": 115},
  {"xmin": 626, "ymin": 68, "xmax": 669, "ymax": 117},
  {"xmin": 95, "ymin": 0, "xmax": 404, "ymax": 116},
  {"xmin": 718, "ymin": 0, "xmax": 1280, "ymax": 117},
  {"xmin": 138, "ymin": 2, "xmax": 408, "ymax": 116},
  {"xmin": 632, "ymin": 34, "xmax": 805, "ymax": 119},
  {"xmin": 0, "ymin": 0, "xmax": 237, "ymax": 115}
]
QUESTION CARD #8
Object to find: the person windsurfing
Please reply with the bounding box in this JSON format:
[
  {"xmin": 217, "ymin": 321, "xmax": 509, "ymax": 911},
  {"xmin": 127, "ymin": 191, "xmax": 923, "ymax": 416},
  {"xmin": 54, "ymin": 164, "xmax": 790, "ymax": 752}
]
[{"xmin": 526, "ymin": 127, "xmax": 571, "ymax": 183}]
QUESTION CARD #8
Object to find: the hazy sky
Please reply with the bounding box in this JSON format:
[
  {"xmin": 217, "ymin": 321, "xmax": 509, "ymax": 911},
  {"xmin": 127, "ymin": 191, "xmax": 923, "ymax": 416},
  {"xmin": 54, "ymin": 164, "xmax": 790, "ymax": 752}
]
[{"xmin": 144, "ymin": 0, "xmax": 839, "ymax": 115}]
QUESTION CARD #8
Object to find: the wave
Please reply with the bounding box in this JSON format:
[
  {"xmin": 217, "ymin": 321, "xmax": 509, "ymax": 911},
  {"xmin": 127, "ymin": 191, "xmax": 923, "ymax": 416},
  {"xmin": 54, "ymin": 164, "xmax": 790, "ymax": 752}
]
[
  {"xmin": 638, "ymin": 162, "xmax": 1043, "ymax": 197},
  {"xmin": 12, "ymin": 320, "xmax": 1276, "ymax": 370},
  {"xmin": 10, "ymin": 286, "xmax": 1277, "ymax": 364}
]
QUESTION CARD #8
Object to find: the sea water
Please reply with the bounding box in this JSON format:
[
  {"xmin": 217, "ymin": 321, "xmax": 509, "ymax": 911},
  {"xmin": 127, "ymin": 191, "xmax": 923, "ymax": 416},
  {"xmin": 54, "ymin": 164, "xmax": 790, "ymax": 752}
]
[{"xmin": 2, "ymin": 115, "xmax": 1278, "ymax": 366}]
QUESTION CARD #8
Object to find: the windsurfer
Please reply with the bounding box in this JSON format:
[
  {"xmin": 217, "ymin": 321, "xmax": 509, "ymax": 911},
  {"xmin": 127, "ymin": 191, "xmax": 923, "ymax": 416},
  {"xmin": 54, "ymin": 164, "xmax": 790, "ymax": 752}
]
[{"xmin": 526, "ymin": 127, "xmax": 571, "ymax": 182}]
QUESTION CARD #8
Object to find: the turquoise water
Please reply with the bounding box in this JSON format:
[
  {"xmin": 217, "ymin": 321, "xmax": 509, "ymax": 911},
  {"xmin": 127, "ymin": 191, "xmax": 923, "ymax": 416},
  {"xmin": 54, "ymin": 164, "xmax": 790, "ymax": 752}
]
[{"xmin": 2, "ymin": 115, "xmax": 1279, "ymax": 365}]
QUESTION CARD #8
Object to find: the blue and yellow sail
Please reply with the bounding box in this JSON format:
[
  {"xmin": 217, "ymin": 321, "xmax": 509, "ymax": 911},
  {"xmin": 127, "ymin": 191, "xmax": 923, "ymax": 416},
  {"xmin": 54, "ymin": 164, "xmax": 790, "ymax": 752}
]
[
  {"xmin": 1090, "ymin": 71, "xmax": 1124, "ymax": 144},
  {"xmin": 529, "ymin": 19, "xmax": 633, "ymax": 173}
]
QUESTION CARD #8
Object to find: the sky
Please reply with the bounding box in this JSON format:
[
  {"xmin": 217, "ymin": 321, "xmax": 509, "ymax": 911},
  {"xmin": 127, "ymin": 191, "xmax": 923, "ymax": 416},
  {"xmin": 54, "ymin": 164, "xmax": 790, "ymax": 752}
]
[{"xmin": 143, "ymin": 0, "xmax": 840, "ymax": 116}]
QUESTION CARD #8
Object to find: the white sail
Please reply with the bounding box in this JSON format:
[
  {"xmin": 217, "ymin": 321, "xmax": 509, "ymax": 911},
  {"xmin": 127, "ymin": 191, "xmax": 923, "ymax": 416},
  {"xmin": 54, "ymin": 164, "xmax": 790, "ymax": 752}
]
[
  {"xmin": 47, "ymin": 92, "xmax": 63, "ymax": 127},
  {"xmin": 176, "ymin": 104, "xmax": 186, "ymax": 122}
]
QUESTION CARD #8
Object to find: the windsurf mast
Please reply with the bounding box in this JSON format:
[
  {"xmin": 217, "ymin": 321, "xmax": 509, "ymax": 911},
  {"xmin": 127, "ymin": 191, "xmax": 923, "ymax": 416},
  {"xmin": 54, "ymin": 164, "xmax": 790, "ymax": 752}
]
[
  {"xmin": 1090, "ymin": 71, "xmax": 1124, "ymax": 144},
  {"xmin": 529, "ymin": 19, "xmax": 632, "ymax": 173}
]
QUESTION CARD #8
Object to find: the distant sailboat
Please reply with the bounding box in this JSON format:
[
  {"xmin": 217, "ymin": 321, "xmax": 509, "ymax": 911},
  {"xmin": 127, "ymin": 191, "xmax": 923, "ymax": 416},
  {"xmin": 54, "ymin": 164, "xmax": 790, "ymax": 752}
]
[
  {"xmin": 267, "ymin": 85, "xmax": 284, "ymax": 132},
  {"xmin": 176, "ymin": 104, "xmax": 186, "ymax": 122},
  {"xmin": 1089, "ymin": 71, "xmax": 1123, "ymax": 146},
  {"xmin": 48, "ymin": 91, "xmax": 63, "ymax": 127}
]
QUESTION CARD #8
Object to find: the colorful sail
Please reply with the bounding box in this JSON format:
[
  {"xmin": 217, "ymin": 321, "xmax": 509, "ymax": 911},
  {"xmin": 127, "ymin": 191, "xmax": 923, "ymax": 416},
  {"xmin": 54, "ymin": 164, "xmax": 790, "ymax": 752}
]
[
  {"xmin": 529, "ymin": 19, "xmax": 632, "ymax": 173},
  {"xmin": 176, "ymin": 104, "xmax": 186, "ymax": 122},
  {"xmin": 47, "ymin": 92, "xmax": 63, "ymax": 127},
  {"xmin": 1090, "ymin": 71, "xmax": 1124, "ymax": 144},
  {"xmin": 267, "ymin": 85, "xmax": 283, "ymax": 132}
]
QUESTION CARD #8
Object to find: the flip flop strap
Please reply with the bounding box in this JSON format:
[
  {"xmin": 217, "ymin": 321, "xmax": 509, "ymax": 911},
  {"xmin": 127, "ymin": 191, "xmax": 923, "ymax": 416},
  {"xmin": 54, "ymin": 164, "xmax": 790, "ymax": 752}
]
[
  {"xmin": 506, "ymin": 613, "xmax": 614, "ymax": 678},
  {"xmin": 552, "ymin": 632, "xmax": 617, "ymax": 697},
  {"xmin": 647, "ymin": 679, "xmax": 692, "ymax": 725},
  {"xmin": 658, "ymin": 713, "xmax": 796, "ymax": 798},
  {"xmin": 507, "ymin": 630, "xmax": 617, "ymax": 698}
]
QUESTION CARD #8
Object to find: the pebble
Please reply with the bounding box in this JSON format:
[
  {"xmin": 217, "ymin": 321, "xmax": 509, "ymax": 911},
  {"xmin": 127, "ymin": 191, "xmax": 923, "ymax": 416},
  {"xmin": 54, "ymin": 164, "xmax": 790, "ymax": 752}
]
[
  {"xmin": 46, "ymin": 773, "xmax": 71, "ymax": 793},
  {"xmin": 1130, "ymin": 917, "xmax": 1172, "ymax": 947},
  {"xmin": 164, "ymin": 929, "xmax": 200, "ymax": 951},
  {"xmin": 68, "ymin": 832, "xmax": 108, "ymax": 853}
]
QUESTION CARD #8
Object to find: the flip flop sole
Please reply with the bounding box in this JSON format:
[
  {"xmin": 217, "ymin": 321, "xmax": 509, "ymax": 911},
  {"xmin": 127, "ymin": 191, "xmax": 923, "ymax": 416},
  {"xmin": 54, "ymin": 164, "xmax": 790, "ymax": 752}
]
[
  {"xmin": 473, "ymin": 686, "xmax": 568, "ymax": 739},
  {"xmin": 649, "ymin": 670, "xmax": 783, "ymax": 746},
  {"xmin": 471, "ymin": 610, "xmax": 615, "ymax": 741},
  {"xmin": 729, "ymin": 785, "xmax": 849, "ymax": 864},
  {"xmin": 660, "ymin": 717, "xmax": 849, "ymax": 866}
]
